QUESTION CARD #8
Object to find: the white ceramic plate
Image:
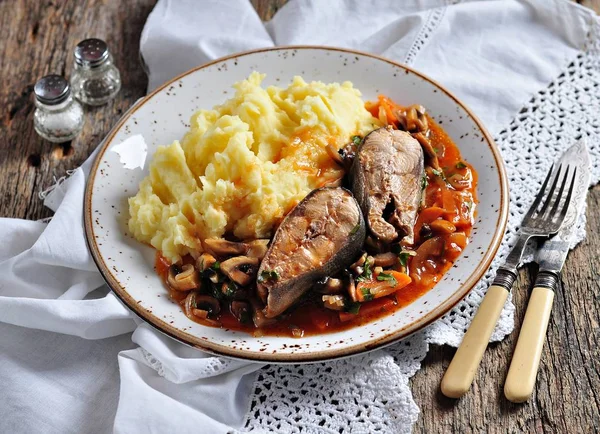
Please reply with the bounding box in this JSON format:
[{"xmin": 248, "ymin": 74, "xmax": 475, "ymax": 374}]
[{"xmin": 85, "ymin": 46, "xmax": 508, "ymax": 362}]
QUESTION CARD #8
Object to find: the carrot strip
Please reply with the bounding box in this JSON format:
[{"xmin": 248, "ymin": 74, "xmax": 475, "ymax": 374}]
[
  {"xmin": 386, "ymin": 271, "xmax": 412, "ymax": 288},
  {"xmin": 355, "ymin": 271, "xmax": 412, "ymax": 301}
]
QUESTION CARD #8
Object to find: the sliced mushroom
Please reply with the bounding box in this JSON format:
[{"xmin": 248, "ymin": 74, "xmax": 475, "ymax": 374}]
[
  {"xmin": 345, "ymin": 270, "xmax": 358, "ymax": 303},
  {"xmin": 350, "ymin": 253, "xmax": 367, "ymax": 273},
  {"xmin": 196, "ymin": 253, "xmax": 217, "ymax": 272},
  {"xmin": 205, "ymin": 238, "xmax": 270, "ymax": 260},
  {"xmin": 395, "ymin": 104, "xmax": 428, "ymax": 133},
  {"xmin": 429, "ymin": 219, "xmax": 456, "ymax": 234},
  {"xmin": 246, "ymin": 239, "xmax": 270, "ymax": 260},
  {"xmin": 373, "ymin": 252, "xmax": 398, "ymax": 267},
  {"xmin": 322, "ymin": 295, "xmax": 346, "ymax": 311},
  {"xmin": 315, "ymin": 277, "xmax": 344, "ymax": 294},
  {"xmin": 352, "ymin": 266, "xmax": 364, "ymax": 277},
  {"xmin": 231, "ymin": 287, "xmax": 252, "ymax": 300},
  {"xmin": 204, "ymin": 238, "xmax": 247, "ymax": 256},
  {"xmin": 220, "ymin": 256, "xmax": 259, "ymax": 286},
  {"xmin": 167, "ymin": 264, "xmax": 200, "ymax": 291},
  {"xmin": 220, "ymin": 281, "xmax": 238, "ymax": 298},
  {"xmin": 184, "ymin": 292, "xmax": 220, "ymax": 320},
  {"xmin": 190, "ymin": 308, "xmax": 220, "ymax": 326},
  {"xmin": 230, "ymin": 301, "xmax": 252, "ymax": 324},
  {"xmin": 194, "ymin": 295, "xmax": 221, "ymax": 318},
  {"xmin": 250, "ymin": 299, "xmax": 277, "ymax": 328},
  {"xmin": 413, "ymin": 132, "xmax": 440, "ymax": 170},
  {"xmin": 447, "ymin": 173, "xmax": 472, "ymax": 190}
]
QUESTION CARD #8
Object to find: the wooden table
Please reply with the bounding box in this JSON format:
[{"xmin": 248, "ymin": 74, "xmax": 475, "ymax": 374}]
[{"xmin": 1, "ymin": 1, "xmax": 599, "ymax": 432}]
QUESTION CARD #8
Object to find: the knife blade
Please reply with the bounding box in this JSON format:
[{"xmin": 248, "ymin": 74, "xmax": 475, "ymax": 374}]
[{"xmin": 504, "ymin": 138, "xmax": 591, "ymax": 403}]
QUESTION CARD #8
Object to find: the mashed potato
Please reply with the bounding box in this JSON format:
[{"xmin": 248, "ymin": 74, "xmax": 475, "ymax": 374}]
[{"xmin": 129, "ymin": 72, "xmax": 380, "ymax": 262}]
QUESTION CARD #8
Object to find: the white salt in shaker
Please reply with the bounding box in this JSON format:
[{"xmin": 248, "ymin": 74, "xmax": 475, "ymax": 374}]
[
  {"xmin": 33, "ymin": 74, "xmax": 85, "ymax": 143},
  {"xmin": 71, "ymin": 38, "xmax": 121, "ymax": 106}
]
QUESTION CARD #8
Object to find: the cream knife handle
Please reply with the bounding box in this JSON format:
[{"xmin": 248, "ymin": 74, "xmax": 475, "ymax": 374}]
[
  {"xmin": 441, "ymin": 284, "xmax": 509, "ymax": 398},
  {"xmin": 505, "ymin": 274, "xmax": 557, "ymax": 403}
]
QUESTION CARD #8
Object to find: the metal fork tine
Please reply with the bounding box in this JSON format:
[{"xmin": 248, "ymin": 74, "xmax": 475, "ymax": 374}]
[
  {"xmin": 538, "ymin": 164, "xmax": 562, "ymax": 217},
  {"xmin": 556, "ymin": 168, "xmax": 577, "ymax": 225},
  {"xmin": 523, "ymin": 163, "xmax": 554, "ymax": 223},
  {"xmin": 548, "ymin": 166, "xmax": 570, "ymax": 219}
]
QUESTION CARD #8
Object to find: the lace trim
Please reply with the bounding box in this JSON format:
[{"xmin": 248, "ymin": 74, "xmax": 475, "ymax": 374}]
[
  {"xmin": 140, "ymin": 347, "xmax": 166, "ymax": 377},
  {"xmin": 242, "ymin": 18, "xmax": 600, "ymax": 434},
  {"xmin": 403, "ymin": 6, "xmax": 446, "ymax": 66},
  {"xmin": 243, "ymin": 349, "xmax": 420, "ymax": 433}
]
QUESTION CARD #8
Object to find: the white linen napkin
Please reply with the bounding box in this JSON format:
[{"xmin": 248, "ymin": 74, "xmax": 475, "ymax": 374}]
[{"xmin": 2, "ymin": 1, "xmax": 599, "ymax": 433}]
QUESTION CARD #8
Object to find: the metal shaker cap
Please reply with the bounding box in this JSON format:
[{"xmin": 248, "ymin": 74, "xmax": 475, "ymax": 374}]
[
  {"xmin": 34, "ymin": 74, "xmax": 70, "ymax": 105},
  {"xmin": 74, "ymin": 38, "xmax": 109, "ymax": 67}
]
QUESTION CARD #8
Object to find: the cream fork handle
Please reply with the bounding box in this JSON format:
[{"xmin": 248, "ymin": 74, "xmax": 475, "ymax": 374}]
[
  {"xmin": 441, "ymin": 284, "xmax": 509, "ymax": 398},
  {"xmin": 504, "ymin": 286, "xmax": 554, "ymax": 403}
]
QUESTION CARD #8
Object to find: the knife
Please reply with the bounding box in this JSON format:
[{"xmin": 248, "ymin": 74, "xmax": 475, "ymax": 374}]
[{"xmin": 504, "ymin": 139, "xmax": 591, "ymax": 403}]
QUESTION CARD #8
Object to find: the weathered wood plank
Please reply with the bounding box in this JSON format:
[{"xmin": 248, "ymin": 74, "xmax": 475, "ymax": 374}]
[
  {"xmin": 0, "ymin": 0, "xmax": 598, "ymax": 432},
  {"xmin": 0, "ymin": 0, "xmax": 154, "ymax": 220}
]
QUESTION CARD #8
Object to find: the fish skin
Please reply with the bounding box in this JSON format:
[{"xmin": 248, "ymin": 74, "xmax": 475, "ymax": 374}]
[
  {"xmin": 257, "ymin": 187, "xmax": 366, "ymax": 318},
  {"xmin": 351, "ymin": 127, "xmax": 424, "ymax": 245}
]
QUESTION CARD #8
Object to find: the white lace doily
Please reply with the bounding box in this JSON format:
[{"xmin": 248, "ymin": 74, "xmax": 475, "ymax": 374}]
[{"xmin": 239, "ymin": 18, "xmax": 600, "ymax": 434}]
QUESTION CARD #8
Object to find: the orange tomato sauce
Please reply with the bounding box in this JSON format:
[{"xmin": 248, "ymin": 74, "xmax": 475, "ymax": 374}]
[{"xmin": 155, "ymin": 96, "xmax": 477, "ymax": 338}]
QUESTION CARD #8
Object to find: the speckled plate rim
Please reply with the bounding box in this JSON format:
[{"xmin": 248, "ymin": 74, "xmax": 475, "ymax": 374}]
[{"xmin": 84, "ymin": 45, "xmax": 509, "ymax": 363}]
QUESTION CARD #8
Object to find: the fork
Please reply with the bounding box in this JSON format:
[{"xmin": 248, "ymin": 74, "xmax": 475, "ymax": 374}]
[{"xmin": 440, "ymin": 163, "xmax": 575, "ymax": 398}]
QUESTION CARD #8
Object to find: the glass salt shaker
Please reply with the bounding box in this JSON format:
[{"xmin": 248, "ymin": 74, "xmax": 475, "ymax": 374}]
[
  {"xmin": 71, "ymin": 38, "xmax": 121, "ymax": 106},
  {"xmin": 33, "ymin": 74, "xmax": 85, "ymax": 143}
]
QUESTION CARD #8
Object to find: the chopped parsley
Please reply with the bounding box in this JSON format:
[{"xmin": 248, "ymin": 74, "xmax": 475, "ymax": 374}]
[
  {"xmin": 222, "ymin": 281, "xmax": 237, "ymax": 298},
  {"xmin": 210, "ymin": 282, "xmax": 224, "ymax": 300},
  {"xmin": 346, "ymin": 301, "xmax": 361, "ymax": 315},
  {"xmin": 211, "ymin": 261, "xmax": 220, "ymax": 271},
  {"xmin": 397, "ymin": 250, "xmax": 416, "ymax": 267},
  {"xmin": 356, "ymin": 257, "xmax": 373, "ymax": 282},
  {"xmin": 360, "ymin": 287, "xmax": 374, "ymax": 301},
  {"xmin": 456, "ymin": 161, "xmax": 467, "ymax": 169},
  {"xmin": 351, "ymin": 135, "xmax": 362, "ymax": 146},
  {"xmin": 349, "ymin": 223, "xmax": 361, "ymax": 235},
  {"xmin": 420, "ymin": 175, "xmax": 428, "ymax": 190},
  {"xmin": 432, "ymin": 168, "xmax": 444, "ymax": 177},
  {"xmin": 377, "ymin": 272, "xmax": 397, "ymax": 286},
  {"xmin": 398, "ymin": 252, "xmax": 410, "ymax": 267},
  {"xmin": 258, "ymin": 270, "xmax": 279, "ymax": 283}
]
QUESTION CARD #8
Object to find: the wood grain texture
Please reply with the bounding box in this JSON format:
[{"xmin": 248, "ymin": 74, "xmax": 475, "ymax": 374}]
[{"xmin": 0, "ymin": 0, "xmax": 598, "ymax": 432}]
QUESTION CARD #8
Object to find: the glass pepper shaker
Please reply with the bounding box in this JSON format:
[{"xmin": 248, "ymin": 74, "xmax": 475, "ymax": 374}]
[
  {"xmin": 33, "ymin": 74, "xmax": 85, "ymax": 143},
  {"xmin": 71, "ymin": 38, "xmax": 121, "ymax": 106}
]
